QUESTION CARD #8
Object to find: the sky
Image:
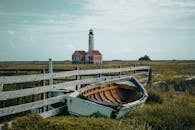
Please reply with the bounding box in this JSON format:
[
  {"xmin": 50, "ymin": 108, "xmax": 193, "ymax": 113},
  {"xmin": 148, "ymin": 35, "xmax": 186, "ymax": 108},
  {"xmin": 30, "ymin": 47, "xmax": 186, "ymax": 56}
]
[{"xmin": 0, "ymin": 0, "xmax": 195, "ymax": 61}]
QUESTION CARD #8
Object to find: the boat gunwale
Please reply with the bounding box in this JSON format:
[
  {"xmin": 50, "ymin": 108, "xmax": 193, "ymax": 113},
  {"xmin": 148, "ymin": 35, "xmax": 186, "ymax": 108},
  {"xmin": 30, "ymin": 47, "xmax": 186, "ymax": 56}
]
[
  {"xmin": 69, "ymin": 76, "xmax": 135, "ymax": 97},
  {"xmin": 68, "ymin": 76, "xmax": 148, "ymax": 110}
]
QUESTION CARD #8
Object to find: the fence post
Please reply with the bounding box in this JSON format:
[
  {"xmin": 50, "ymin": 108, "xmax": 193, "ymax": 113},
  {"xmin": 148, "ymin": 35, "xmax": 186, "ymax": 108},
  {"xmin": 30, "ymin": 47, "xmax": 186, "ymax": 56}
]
[
  {"xmin": 98, "ymin": 65, "xmax": 102, "ymax": 77},
  {"xmin": 49, "ymin": 58, "xmax": 53, "ymax": 85},
  {"xmin": 0, "ymin": 83, "xmax": 3, "ymax": 92},
  {"xmin": 75, "ymin": 65, "xmax": 80, "ymax": 90},
  {"xmin": 42, "ymin": 68, "xmax": 47, "ymax": 112},
  {"xmin": 147, "ymin": 67, "xmax": 152, "ymax": 86},
  {"xmin": 76, "ymin": 65, "xmax": 79, "ymax": 80},
  {"xmin": 119, "ymin": 66, "xmax": 121, "ymax": 77},
  {"xmin": 133, "ymin": 64, "xmax": 136, "ymax": 75},
  {"xmin": 48, "ymin": 58, "xmax": 58, "ymax": 98},
  {"xmin": 0, "ymin": 84, "xmax": 4, "ymax": 108}
]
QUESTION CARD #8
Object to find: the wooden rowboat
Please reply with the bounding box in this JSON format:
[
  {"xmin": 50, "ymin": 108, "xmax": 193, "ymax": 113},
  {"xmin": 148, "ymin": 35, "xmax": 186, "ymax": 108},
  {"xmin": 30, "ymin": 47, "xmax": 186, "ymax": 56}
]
[{"xmin": 66, "ymin": 76, "xmax": 148, "ymax": 119}]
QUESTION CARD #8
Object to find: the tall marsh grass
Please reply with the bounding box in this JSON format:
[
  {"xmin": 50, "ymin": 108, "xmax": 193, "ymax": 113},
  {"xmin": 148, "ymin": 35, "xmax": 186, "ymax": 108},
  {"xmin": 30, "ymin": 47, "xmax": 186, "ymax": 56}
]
[
  {"xmin": 129, "ymin": 92, "xmax": 195, "ymax": 130},
  {"xmin": 3, "ymin": 91, "xmax": 194, "ymax": 130}
]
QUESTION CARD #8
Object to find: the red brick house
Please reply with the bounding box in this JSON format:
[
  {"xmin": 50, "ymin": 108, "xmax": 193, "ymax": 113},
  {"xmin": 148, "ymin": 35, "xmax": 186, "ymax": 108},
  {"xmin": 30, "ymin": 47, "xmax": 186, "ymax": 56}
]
[
  {"xmin": 72, "ymin": 50, "xmax": 86, "ymax": 64},
  {"xmin": 85, "ymin": 50, "xmax": 102, "ymax": 64}
]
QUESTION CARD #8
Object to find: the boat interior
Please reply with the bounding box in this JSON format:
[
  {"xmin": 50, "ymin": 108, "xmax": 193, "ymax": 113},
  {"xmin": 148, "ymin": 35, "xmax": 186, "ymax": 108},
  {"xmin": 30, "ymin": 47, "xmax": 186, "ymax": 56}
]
[{"xmin": 79, "ymin": 83, "xmax": 141, "ymax": 109}]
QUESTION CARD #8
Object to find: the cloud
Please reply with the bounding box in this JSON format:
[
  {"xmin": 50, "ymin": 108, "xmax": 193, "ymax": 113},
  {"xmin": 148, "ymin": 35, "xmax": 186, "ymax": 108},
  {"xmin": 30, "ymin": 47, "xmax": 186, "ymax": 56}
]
[
  {"xmin": 8, "ymin": 30, "xmax": 15, "ymax": 35},
  {"xmin": 0, "ymin": 0, "xmax": 194, "ymax": 60},
  {"xmin": 9, "ymin": 39, "xmax": 15, "ymax": 48},
  {"xmin": 72, "ymin": 0, "xmax": 195, "ymax": 32},
  {"xmin": 64, "ymin": 44, "xmax": 75, "ymax": 50}
]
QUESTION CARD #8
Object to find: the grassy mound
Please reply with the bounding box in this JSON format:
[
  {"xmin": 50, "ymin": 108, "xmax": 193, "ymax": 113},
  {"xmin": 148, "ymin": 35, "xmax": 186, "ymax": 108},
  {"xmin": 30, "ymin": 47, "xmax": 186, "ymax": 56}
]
[
  {"xmin": 129, "ymin": 93, "xmax": 195, "ymax": 130},
  {"xmin": 4, "ymin": 115, "xmax": 131, "ymax": 130}
]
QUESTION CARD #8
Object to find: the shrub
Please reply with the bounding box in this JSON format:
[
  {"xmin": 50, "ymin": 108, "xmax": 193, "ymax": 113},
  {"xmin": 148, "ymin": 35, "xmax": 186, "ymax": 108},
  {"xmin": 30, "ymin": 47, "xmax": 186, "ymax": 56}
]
[{"xmin": 138, "ymin": 55, "xmax": 151, "ymax": 61}]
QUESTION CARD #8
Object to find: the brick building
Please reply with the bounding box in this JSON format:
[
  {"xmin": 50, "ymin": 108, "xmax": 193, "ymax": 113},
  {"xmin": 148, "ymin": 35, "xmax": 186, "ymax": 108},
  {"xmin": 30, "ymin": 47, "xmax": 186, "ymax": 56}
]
[{"xmin": 72, "ymin": 50, "xmax": 86, "ymax": 64}]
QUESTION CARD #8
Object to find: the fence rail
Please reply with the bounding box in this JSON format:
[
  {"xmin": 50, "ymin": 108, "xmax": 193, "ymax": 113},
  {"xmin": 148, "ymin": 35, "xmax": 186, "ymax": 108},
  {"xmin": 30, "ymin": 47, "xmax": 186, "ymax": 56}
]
[
  {"xmin": 0, "ymin": 66, "xmax": 150, "ymax": 84},
  {"xmin": 0, "ymin": 95, "xmax": 67, "ymax": 117},
  {"xmin": 0, "ymin": 65, "xmax": 151, "ymax": 119}
]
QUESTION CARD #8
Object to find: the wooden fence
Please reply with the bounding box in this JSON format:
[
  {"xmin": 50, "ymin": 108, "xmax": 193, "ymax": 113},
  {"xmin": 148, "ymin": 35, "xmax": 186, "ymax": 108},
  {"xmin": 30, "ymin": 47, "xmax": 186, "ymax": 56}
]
[{"xmin": 0, "ymin": 65, "xmax": 151, "ymax": 120}]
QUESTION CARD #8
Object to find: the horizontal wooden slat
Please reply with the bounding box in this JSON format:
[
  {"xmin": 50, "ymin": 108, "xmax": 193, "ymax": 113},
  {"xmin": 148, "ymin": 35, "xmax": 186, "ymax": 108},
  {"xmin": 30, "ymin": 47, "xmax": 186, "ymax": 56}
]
[
  {"xmin": 0, "ymin": 95, "xmax": 67, "ymax": 117},
  {"xmin": 39, "ymin": 106, "xmax": 66, "ymax": 118},
  {"xmin": 0, "ymin": 66, "xmax": 151, "ymax": 119},
  {"xmin": 0, "ymin": 72, "xmax": 147, "ymax": 100},
  {"xmin": 0, "ymin": 76, "xmax": 135, "ymax": 117},
  {"xmin": 0, "ymin": 66, "xmax": 150, "ymax": 84},
  {"xmin": 0, "ymin": 76, "xmax": 121, "ymax": 100},
  {"xmin": 0, "ymin": 71, "xmax": 149, "ymax": 101}
]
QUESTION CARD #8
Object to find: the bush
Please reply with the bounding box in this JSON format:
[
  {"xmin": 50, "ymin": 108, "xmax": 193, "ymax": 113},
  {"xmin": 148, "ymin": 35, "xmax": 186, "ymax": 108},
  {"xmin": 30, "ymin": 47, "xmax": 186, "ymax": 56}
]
[{"xmin": 138, "ymin": 55, "xmax": 151, "ymax": 61}]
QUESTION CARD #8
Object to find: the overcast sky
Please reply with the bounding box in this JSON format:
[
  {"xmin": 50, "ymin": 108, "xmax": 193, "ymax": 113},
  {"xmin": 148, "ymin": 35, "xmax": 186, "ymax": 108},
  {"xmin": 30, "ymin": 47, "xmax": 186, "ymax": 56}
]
[{"xmin": 0, "ymin": 0, "xmax": 195, "ymax": 61}]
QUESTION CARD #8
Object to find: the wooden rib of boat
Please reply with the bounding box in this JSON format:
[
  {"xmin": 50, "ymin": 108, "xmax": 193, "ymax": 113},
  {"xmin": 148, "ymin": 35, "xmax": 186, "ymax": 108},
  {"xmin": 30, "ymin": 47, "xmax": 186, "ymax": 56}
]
[
  {"xmin": 66, "ymin": 76, "xmax": 148, "ymax": 119},
  {"xmin": 79, "ymin": 83, "xmax": 139, "ymax": 108}
]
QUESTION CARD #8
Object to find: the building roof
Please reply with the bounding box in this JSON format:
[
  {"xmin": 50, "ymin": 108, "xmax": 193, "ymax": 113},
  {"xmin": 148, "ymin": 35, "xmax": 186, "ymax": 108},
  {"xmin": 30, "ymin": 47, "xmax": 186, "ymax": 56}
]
[
  {"xmin": 91, "ymin": 50, "xmax": 101, "ymax": 55},
  {"xmin": 74, "ymin": 50, "xmax": 86, "ymax": 56}
]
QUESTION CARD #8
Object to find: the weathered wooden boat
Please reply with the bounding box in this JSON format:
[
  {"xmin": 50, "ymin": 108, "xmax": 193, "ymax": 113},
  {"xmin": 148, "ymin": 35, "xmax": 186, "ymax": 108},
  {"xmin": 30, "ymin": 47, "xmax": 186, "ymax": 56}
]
[{"xmin": 66, "ymin": 76, "xmax": 148, "ymax": 119}]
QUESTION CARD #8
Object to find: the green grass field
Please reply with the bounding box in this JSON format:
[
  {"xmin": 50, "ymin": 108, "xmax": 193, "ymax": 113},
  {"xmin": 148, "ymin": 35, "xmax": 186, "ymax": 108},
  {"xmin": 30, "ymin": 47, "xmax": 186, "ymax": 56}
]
[
  {"xmin": 1, "ymin": 60, "xmax": 195, "ymax": 130},
  {"xmin": 3, "ymin": 90, "xmax": 195, "ymax": 130},
  {"xmin": 1, "ymin": 60, "xmax": 194, "ymax": 73}
]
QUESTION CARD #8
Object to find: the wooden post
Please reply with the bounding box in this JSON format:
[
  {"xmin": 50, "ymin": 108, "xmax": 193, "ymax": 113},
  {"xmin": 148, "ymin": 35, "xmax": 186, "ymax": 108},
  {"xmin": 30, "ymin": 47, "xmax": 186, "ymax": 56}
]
[
  {"xmin": 49, "ymin": 58, "xmax": 58, "ymax": 97},
  {"xmin": 42, "ymin": 69, "xmax": 47, "ymax": 112},
  {"xmin": 147, "ymin": 68, "xmax": 152, "ymax": 86},
  {"xmin": 0, "ymin": 84, "xmax": 4, "ymax": 108},
  {"xmin": 98, "ymin": 65, "xmax": 102, "ymax": 77},
  {"xmin": 0, "ymin": 83, "xmax": 3, "ymax": 92},
  {"xmin": 48, "ymin": 59, "xmax": 54, "ymax": 110},
  {"xmin": 76, "ymin": 65, "xmax": 80, "ymax": 90},
  {"xmin": 49, "ymin": 58, "xmax": 53, "ymax": 85},
  {"xmin": 118, "ymin": 66, "xmax": 121, "ymax": 77},
  {"xmin": 76, "ymin": 65, "xmax": 79, "ymax": 80},
  {"xmin": 133, "ymin": 64, "xmax": 136, "ymax": 75}
]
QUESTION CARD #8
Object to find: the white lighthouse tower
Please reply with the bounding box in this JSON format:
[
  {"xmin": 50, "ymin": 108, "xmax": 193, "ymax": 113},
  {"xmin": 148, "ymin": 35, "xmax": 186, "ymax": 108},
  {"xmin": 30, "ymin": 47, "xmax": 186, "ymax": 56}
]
[
  {"xmin": 72, "ymin": 29, "xmax": 102, "ymax": 64},
  {"xmin": 88, "ymin": 29, "xmax": 94, "ymax": 52}
]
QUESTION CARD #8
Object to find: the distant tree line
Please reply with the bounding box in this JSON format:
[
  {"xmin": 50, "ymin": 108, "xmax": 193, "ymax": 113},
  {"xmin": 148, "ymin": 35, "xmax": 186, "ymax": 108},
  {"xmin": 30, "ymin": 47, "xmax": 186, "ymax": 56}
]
[{"xmin": 138, "ymin": 55, "xmax": 151, "ymax": 61}]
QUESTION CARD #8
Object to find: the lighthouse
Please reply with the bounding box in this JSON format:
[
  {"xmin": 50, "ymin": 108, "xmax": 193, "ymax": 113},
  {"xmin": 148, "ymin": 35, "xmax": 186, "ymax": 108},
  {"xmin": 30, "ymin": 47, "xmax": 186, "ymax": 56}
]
[
  {"xmin": 88, "ymin": 29, "xmax": 94, "ymax": 52},
  {"xmin": 72, "ymin": 29, "xmax": 102, "ymax": 64}
]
